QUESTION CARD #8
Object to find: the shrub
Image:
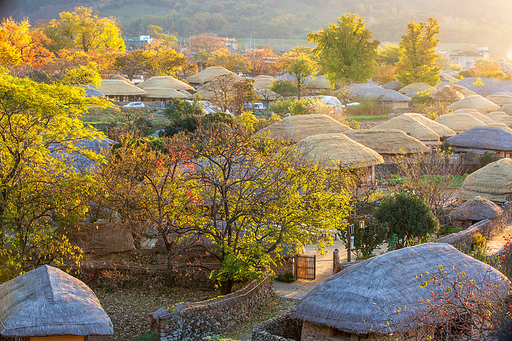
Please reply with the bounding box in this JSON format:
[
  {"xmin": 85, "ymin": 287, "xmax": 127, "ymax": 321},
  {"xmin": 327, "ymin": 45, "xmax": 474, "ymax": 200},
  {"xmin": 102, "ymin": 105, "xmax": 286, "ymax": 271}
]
[
  {"xmin": 132, "ymin": 331, "xmax": 159, "ymax": 341},
  {"xmin": 472, "ymin": 233, "xmax": 487, "ymax": 251}
]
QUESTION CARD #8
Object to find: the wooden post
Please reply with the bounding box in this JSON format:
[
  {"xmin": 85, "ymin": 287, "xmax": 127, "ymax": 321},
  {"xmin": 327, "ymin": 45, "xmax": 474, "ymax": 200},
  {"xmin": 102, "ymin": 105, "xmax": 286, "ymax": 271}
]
[
  {"xmin": 333, "ymin": 249, "xmax": 339, "ymax": 275},
  {"xmin": 294, "ymin": 254, "xmax": 298, "ymax": 281},
  {"xmin": 313, "ymin": 255, "xmax": 316, "ymax": 280},
  {"xmin": 347, "ymin": 229, "xmax": 351, "ymax": 263}
]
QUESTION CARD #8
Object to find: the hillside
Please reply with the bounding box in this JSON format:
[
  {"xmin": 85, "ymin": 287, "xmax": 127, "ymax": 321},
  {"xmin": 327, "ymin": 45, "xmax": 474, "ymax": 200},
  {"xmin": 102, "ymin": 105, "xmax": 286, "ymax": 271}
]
[{"xmin": 3, "ymin": 0, "xmax": 512, "ymax": 57}]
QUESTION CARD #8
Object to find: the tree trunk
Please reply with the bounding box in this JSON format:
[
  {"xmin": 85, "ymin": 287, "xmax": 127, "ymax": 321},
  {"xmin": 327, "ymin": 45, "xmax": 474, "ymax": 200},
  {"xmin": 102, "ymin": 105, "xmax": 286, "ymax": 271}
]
[
  {"xmin": 297, "ymin": 83, "xmax": 301, "ymax": 100},
  {"xmin": 220, "ymin": 278, "xmax": 234, "ymax": 295}
]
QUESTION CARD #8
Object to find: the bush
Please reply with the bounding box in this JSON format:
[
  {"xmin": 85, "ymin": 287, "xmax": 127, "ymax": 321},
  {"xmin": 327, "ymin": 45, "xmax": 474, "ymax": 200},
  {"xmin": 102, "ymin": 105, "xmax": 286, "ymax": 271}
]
[
  {"xmin": 472, "ymin": 232, "xmax": 487, "ymax": 251},
  {"xmin": 480, "ymin": 150, "xmax": 500, "ymax": 167},
  {"xmin": 338, "ymin": 217, "xmax": 387, "ymax": 259},
  {"xmin": 346, "ymin": 98, "xmax": 386, "ymax": 116},
  {"xmin": 275, "ymin": 272, "xmax": 295, "ymax": 283},
  {"xmin": 132, "ymin": 331, "xmax": 159, "ymax": 341}
]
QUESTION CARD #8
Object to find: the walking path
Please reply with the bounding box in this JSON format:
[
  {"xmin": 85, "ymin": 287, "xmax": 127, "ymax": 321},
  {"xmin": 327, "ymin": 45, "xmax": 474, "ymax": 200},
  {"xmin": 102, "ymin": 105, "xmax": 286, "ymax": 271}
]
[{"xmin": 486, "ymin": 224, "xmax": 512, "ymax": 255}]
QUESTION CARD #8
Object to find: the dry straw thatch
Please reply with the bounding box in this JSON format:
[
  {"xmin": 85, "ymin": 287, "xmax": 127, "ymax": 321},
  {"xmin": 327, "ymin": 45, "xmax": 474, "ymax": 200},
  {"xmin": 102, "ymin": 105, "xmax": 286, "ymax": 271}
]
[
  {"xmin": 497, "ymin": 116, "xmax": 512, "ymax": 128},
  {"xmin": 255, "ymin": 114, "xmax": 352, "ymax": 144},
  {"xmin": 398, "ymin": 82, "xmax": 435, "ymax": 94},
  {"xmin": 93, "ymin": 79, "xmax": 147, "ymax": 96},
  {"xmin": 460, "ymin": 158, "xmax": 512, "ymax": 202},
  {"xmin": 344, "ymin": 129, "xmax": 429, "ymax": 155},
  {"xmin": 290, "ymin": 243, "xmax": 510, "ymax": 335},
  {"xmin": 186, "ymin": 66, "xmax": 243, "ymax": 85},
  {"xmin": 487, "ymin": 92, "xmax": 512, "ymax": 106},
  {"xmin": 382, "ymin": 80, "xmax": 401, "ymax": 90},
  {"xmin": 452, "ymin": 108, "xmax": 494, "ymax": 124},
  {"xmin": 252, "ymin": 75, "xmax": 275, "ymax": 90},
  {"xmin": 500, "ymin": 104, "xmax": 512, "ymax": 116},
  {"xmin": 451, "ymin": 196, "xmax": 503, "ymax": 221},
  {"xmin": 403, "ymin": 113, "xmax": 456, "ymax": 138},
  {"xmin": 431, "ymin": 85, "xmax": 464, "ymax": 103},
  {"xmin": 0, "ymin": 265, "xmax": 113, "ymax": 337},
  {"xmin": 450, "ymin": 84, "xmax": 477, "ymax": 97},
  {"xmin": 447, "ymin": 95, "xmax": 500, "ymax": 113},
  {"xmin": 137, "ymin": 76, "xmax": 193, "ymax": 91},
  {"xmin": 434, "ymin": 113, "xmax": 485, "ymax": 133},
  {"xmin": 487, "ymin": 111, "xmax": 510, "ymax": 121},
  {"xmin": 141, "ymin": 87, "xmax": 191, "ymax": 99},
  {"xmin": 486, "ymin": 122, "xmax": 512, "ymax": 134},
  {"xmin": 373, "ymin": 115, "xmax": 440, "ymax": 145},
  {"xmin": 295, "ymin": 133, "xmax": 384, "ymax": 169},
  {"xmin": 306, "ymin": 75, "xmax": 332, "ymax": 90},
  {"xmin": 439, "ymin": 72, "xmax": 458, "ymax": 83},
  {"xmin": 255, "ymin": 88, "xmax": 280, "ymax": 101},
  {"xmin": 446, "ymin": 126, "xmax": 512, "ymax": 151}
]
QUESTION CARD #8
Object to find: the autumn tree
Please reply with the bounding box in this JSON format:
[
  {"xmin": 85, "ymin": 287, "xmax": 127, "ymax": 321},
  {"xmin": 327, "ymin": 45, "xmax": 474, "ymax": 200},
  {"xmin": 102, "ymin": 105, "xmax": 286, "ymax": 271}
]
[
  {"xmin": 188, "ymin": 34, "xmax": 225, "ymax": 53},
  {"xmin": 270, "ymin": 79, "xmax": 298, "ymax": 98},
  {"xmin": 114, "ymin": 50, "xmax": 150, "ymax": 81},
  {"xmin": 469, "ymin": 59, "xmax": 508, "ymax": 80},
  {"xmin": 207, "ymin": 48, "xmax": 248, "ymax": 73},
  {"xmin": 284, "ymin": 57, "xmax": 317, "ymax": 100},
  {"xmin": 373, "ymin": 65, "xmax": 396, "ymax": 85},
  {"xmin": 0, "ymin": 17, "xmax": 53, "ymax": 69},
  {"xmin": 377, "ymin": 44, "xmax": 400, "ymax": 66},
  {"xmin": 245, "ymin": 48, "xmax": 281, "ymax": 76},
  {"xmin": 395, "ymin": 18, "xmax": 441, "ymax": 87},
  {"xmin": 307, "ymin": 14, "xmax": 380, "ymax": 84},
  {"xmin": 43, "ymin": 6, "xmax": 125, "ymax": 53},
  {"xmin": 231, "ymin": 78, "xmax": 258, "ymax": 114},
  {"xmin": 0, "ymin": 68, "xmax": 109, "ymax": 280}
]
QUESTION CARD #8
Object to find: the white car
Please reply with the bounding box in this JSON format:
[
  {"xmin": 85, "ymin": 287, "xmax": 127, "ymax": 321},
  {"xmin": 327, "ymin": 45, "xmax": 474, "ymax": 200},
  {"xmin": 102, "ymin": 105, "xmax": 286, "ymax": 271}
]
[{"xmin": 123, "ymin": 102, "xmax": 145, "ymax": 108}]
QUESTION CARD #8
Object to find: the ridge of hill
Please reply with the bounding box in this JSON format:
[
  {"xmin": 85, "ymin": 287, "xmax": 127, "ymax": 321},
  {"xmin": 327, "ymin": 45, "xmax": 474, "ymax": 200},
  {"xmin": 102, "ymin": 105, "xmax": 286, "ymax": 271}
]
[{"xmin": 3, "ymin": 0, "xmax": 512, "ymax": 57}]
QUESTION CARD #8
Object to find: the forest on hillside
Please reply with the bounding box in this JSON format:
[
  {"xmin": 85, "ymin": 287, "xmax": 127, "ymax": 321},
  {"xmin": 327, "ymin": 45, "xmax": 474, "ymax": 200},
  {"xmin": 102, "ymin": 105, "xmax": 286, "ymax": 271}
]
[{"xmin": 4, "ymin": 0, "xmax": 512, "ymax": 57}]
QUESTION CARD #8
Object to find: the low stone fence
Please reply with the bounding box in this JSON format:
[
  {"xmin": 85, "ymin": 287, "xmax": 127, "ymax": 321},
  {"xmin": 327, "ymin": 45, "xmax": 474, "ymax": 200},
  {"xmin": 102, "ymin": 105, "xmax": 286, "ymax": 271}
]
[
  {"xmin": 252, "ymin": 312, "xmax": 303, "ymax": 341},
  {"xmin": 150, "ymin": 278, "xmax": 273, "ymax": 341},
  {"xmin": 438, "ymin": 202, "xmax": 512, "ymax": 251}
]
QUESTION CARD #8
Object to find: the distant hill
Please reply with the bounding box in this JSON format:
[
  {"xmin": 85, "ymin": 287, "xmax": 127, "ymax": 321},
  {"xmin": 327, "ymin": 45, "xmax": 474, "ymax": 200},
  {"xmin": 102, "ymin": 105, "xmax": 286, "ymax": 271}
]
[{"xmin": 4, "ymin": 0, "xmax": 512, "ymax": 57}]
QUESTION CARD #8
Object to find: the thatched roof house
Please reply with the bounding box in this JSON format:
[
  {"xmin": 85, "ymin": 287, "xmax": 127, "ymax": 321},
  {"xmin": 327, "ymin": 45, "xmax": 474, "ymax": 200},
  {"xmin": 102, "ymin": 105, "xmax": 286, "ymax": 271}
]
[
  {"xmin": 305, "ymin": 75, "xmax": 332, "ymax": 94},
  {"xmin": 140, "ymin": 87, "xmax": 192, "ymax": 101},
  {"xmin": 465, "ymin": 84, "xmax": 509, "ymax": 97},
  {"xmin": 382, "ymin": 80, "xmax": 401, "ymax": 90},
  {"xmin": 0, "ymin": 265, "xmax": 113, "ymax": 339},
  {"xmin": 344, "ymin": 129, "xmax": 429, "ymax": 159},
  {"xmin": 500, "ymin": 104, "xmax": 512, "ymax": 116},
  {"xmin": 446, "ymin": 126, "xmax": 512, "ymax": 160},
  {"xmin": 451, "ymin": 196, "xmax": 503, "ymax": 221},
  {"xmin": 487, "ymin": 92, "xmax": 512, "ymax": 106},
  {"xmin": 487, "ymin": 111, "xmax": 510, "ymax": 121},
  {"xmin": 486, "ymin": 122, "xmax": 512, "ymax": 134},
  {"xmin": 439, "ymin": 72, "xmax": 458, "ymax": 83},
  {"xmin": 256, "ymin": 88, "xmax": 280, "ymax": 101},
  {"xmin": 451, "ymin": 108, "xmax": 493, "ymax": 124},
  {"xmin": 92, "ymin": 79, "xmax": 147, "ymax": 102},
  {"xmin": 434, "ymin": 113, "xmax": 485, "ymax": 133},
  {"xmin": 403, "ymin": 113, "xmax": 456, "ymax": 138},
  {"xmin": 455, "ymin": 77, "xmax": 500, "ymax": 87},
  {"xmin": 255, "ymin": 114, "xmax": 352, "ymax": 144},
  {"xmin": 137, "ymin": 76, "xmax": 193, "ymax": 91},
  {"xmin": 398, "ymin": 82, "xmax": 435, "ymax": 95},
  {"xmin": 497, "ymin": 116, "xmax": 512, "ymax": 128},
  {"xmin": 447, "ymin": 95, "xmax": 500, "ymax": 113},
  {"xmin": 358, "ymin": 88, "xmax": 411, "ymax": 109},
  {"xmin": 449, "ymin": 84, "xmax": 477, "ymax": 97},
  {"xmin": 186, "ymin": 66, "xmax": 242, "ymax": 86},
  {"xmin": 290, "ymin": 243, "xmax": 510, "ymax": 340},
  {"xmin": 459, "ymin": 158, "xmax": 512, "ymax": 202},
  {"xmin": 373, "ymin": 115, "xmax": 440, "ymax": 145},
  {"xmin": 296, "ymin": 133, "xmax": 384, "ymax": 169},
  {"xmin": 253, "ymin": 75, "xmax": 275, "ymax": 90},
  {"xmin": 430, "ymin": 85, "xmax": 464, "ymax": 104}
]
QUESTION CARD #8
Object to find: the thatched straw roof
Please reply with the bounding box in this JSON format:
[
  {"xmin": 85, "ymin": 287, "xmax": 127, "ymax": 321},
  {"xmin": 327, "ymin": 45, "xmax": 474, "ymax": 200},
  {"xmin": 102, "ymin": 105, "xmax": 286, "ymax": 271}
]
[
  {"xmin": 93, "ymin": 80, "xmax": 147, "ymax": 96},
  {"xmin": 500, "ymin": 104, "xmax": 512, "ymax": 116},
  {"xmin": 344, "ymin": 129, "xmax": 429, "ymax": 155},
  {"xmin": 455, "ymin": 77, "xmax": 500, "ymax": 87},
  {"xmin": 487, "ymin": 92, "xmax": 512, "ymax": 106},
  {"xmin": 194, "ymin": 83, "xmax": 217, "ymax": 101},
  {"xmin": 431, "ymin": 85, "xmax": 464, "ymax": 103},
  {"xmin": 382, "ymin": 80, "xmax": 401, "ymax": 90},
  {"xmin": 107, "ymin": 74, "xmax": 134, "ymax": 84},
  {"xmin": 141, "ymin": 87, "xmax": 192, "ymax": 99},
  {"xmin": 373, "ymin": 115, "xmax": 440, "ymax": 145},
  {"xmin": 439, "ymin": 72, "xmax": 458, "ymax": 83},
  {"xmin": 451, "ymin": 196, "xmax": 503, "ymax": 221},
  {"xmin": 436, "ymin": 81, "xmax": 452, "ymax": 89},
  {"xmin": 0, "ymin": 265, "xmax": 113, "ymax": 337},
  {"xmin": 256, "ymin": 88, "xmax": 280, "ymax": 101},
  {"xmin": 345, "ymin": 84, "xmax": 383, "ymax": 98},
  {"xmin": 255, "ymin": 114, "xmax": 352, "ymax": 144},
  {"xmin": 447, "ymin": 126, "xmax": 512, "ymax": 151},
  {"xmin": 290, "ymin": 243, "xmax": 510, "ymax": 335},
  {"xmin": 186, "ymin": 66, "xmax": 243, "ymax": 85},
  {"xmin": 460, "ymin": 158, "xmax": 512, "ymax": 202},
  {"xmin": 361, "ymin": 88, "xmax": 411, "ymax": 102},
  {"xmin": 306, "ymin": 75, "xmax": 331, "ymax": 90},
  {"xmin": 452, "ymin": 108, "xmax": 494, "ymax": 123},
  {"xmin": 296, "ymin": 133, "xmax": 384, "ymax": 169},
  {"xmin": 403, "ymin": 113, "xmax": 456, "ymax": 138},
  {"xmin": 450, "ymin": 84, "xmax": 477, "ymax": 97},
  {"xmin": 496, "ymin": 81, "xmax": 512, "ymax": 93},
  {"xmin": 497, "ymin": 116, "xmax": 512, "ymax": 128},
  {"xmin": 253, "ymin": 75, "xmax": 275, "ymax": 90},
  {"xmin": 447, "ymin": 95, "xmax": 500, "ymax": 113},
  {"xmin": 398, "ymin": 82, "xmax": 435, "ymax": 94},
  {"xmin": 137, "ymin": 76, "xmax": 193, "ymax": 91},
  {"xmin": 487, "ymin": 111, "xmax": 510, "ymax": 121},
  {"xmin": 465, "ymin": 84, "xmax": 508, "ymax": 97},
  {"xmin": 434, "ymin": 113, "xmax": 485, "ymax": 133},
  {"xmin": 486, "ymin": 122, "xmax": 512, "ymax": 134}
]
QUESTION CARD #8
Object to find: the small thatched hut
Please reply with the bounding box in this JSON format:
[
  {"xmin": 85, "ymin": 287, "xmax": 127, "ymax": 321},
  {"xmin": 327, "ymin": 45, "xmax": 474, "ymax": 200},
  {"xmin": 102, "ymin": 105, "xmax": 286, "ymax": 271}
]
[
  {"xmin": 459, "ymin": 158, "xmax": 512, "ymax": 202},
  {"xmin": 451, "ymin": 196, "xmax": 503, "ymax": 228},
  {"xmin": 137, "ymin": 76, "xmax": 193, "ymax": 91},
  {"xmin": 186, "ymin": 66, "xmax": 243, "ymax": 86},
  {"xmin": 252, "ymin": 75, "xmax": 275, "ymax": 90},
  {"xmin": 141, "ymin": 87, "xmax": 192, "ymax": 102},
  {"xmin": 0, "ymin": 265, "xmax": 113, "ymax": 340},
  {"xmin": 398, "ymin": 82, "xmax": 435, "ymax": 95},
  {"xmin": 382, "ymin": 80, "xmax": 401, "ymax": 90},
  {"xmin": 446, "ymin": 126, "xmax": 512, "ymax": 159},
  {"xmin": 344, "ymin": 129, "xmax": 429, "ymax": 160},
  {"xmin": 487, "ymin": 92, "xmax": 512, "ymax": 106},
  {"xmin": 290, "ymin": 243, "xmax": 510, "ymax": 341},
  {"xmin": 455, "ymin": 77, "xmax": 500, "ymax": 87},
  {"xmin": 451, "ymin": 108, "xmax": 494, "ymax": 123},
  {"xmin": 465, "ymin": 84, "xmax": 509, "ymax": 97},
  {"xmin": 255, "ymin": 114, "xmax": 352, "ymax": 144},
  {"xmin": 486, "ymin": 111, "xmax": 510, "ymax": 121},
  {"xmin": 434, "ymin": 113, "xmax": 485, "ymax": 133},
  {"xmin": 486, "ymin": 122, "xmax": 512, "ymax": 134},
  {"xmin": 91, "ymin": 79, "xmax": 147, "ymax": 102},
  {"xmin": 373, "ymin": 115, "xmax": 440, "ymax": 146},
  {"xmin": 403, "ymin": 113, "xmax": 456, "ymax": 138},
  {"xmin": 447, "ymin": 95, "xmax": 500, "ymax": 113},
  {"xmin": 450, "ymin": 84, "xmax": 477, "ymax": 97},
  {"xmin": 305, "ymin": 75, "xmax": 332, "ymax": 94},
  {"xmin": 430, "ymin": 85, "xmax": 464, "ymax": 104}
]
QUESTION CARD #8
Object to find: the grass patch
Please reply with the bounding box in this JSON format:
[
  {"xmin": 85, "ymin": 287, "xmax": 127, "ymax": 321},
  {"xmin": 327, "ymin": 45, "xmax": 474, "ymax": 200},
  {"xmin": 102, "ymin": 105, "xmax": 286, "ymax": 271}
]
[{"xmin": 346, "ymin": 115, "xmax": 389, "ymax": 121}]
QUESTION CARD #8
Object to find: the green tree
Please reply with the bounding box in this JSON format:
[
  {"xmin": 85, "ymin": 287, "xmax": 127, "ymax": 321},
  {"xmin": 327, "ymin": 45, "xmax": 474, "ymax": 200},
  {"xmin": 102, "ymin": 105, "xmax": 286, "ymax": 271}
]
[
  {"xmin": 374, "ymin": 193, "xmax": 439, "ymax": 248},
  {"xmin": 377, "ymin": 44, "xmax": 400, "ymax": 66},
  {"xmin": 307, "ymin": 14, "xmax": 380, "ymax": 84},
  {"xmin": 0, "ymin": 67, "xmax": 108, "ymax": 280},
  {"xmin": 395, "ymin": 18, "xmax": 441, "ymax": 87},
  {"xmin": 270, "ymin": 79, "xmax": 298, "ymax": 98},
  {"xmin": 285, "ymin": 57, "xmax": 317, "ymax": 100}
]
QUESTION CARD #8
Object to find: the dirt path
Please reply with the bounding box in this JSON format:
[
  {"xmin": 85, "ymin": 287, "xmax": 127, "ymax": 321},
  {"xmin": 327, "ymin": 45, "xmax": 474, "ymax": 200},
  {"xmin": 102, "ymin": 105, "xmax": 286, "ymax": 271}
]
[{"xmin": 486, "ymin": 224, "xmax": 512, "ymax": 255}]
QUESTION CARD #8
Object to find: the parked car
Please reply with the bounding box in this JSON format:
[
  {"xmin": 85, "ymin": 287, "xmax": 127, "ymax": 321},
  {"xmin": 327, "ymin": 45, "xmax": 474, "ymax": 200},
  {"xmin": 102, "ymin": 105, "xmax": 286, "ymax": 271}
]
[
  {"xmin": 252, "ymin": 103, "xmax": 267, "ymax": 110},
  {"xmin": 123, "ymin": 102, "xmax": 145, "ymax": 108}
]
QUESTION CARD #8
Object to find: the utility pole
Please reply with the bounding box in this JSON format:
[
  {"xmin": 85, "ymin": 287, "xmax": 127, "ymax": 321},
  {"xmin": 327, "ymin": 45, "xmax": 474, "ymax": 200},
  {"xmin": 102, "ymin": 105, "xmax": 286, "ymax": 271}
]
[{"xmin": 347, "ymin": 224, "xmax": 354, "ymax": 262}]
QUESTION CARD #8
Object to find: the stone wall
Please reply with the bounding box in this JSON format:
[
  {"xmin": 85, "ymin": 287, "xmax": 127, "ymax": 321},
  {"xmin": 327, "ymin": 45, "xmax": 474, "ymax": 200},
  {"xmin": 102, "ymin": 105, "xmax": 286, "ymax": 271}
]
[
  {"xmin": 252, "ymin": 313, "xmax": 303, "ymax": 341},
  {"xmin": 150, "ymin": 278, "xmax": 273, "ymax": 341}
]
